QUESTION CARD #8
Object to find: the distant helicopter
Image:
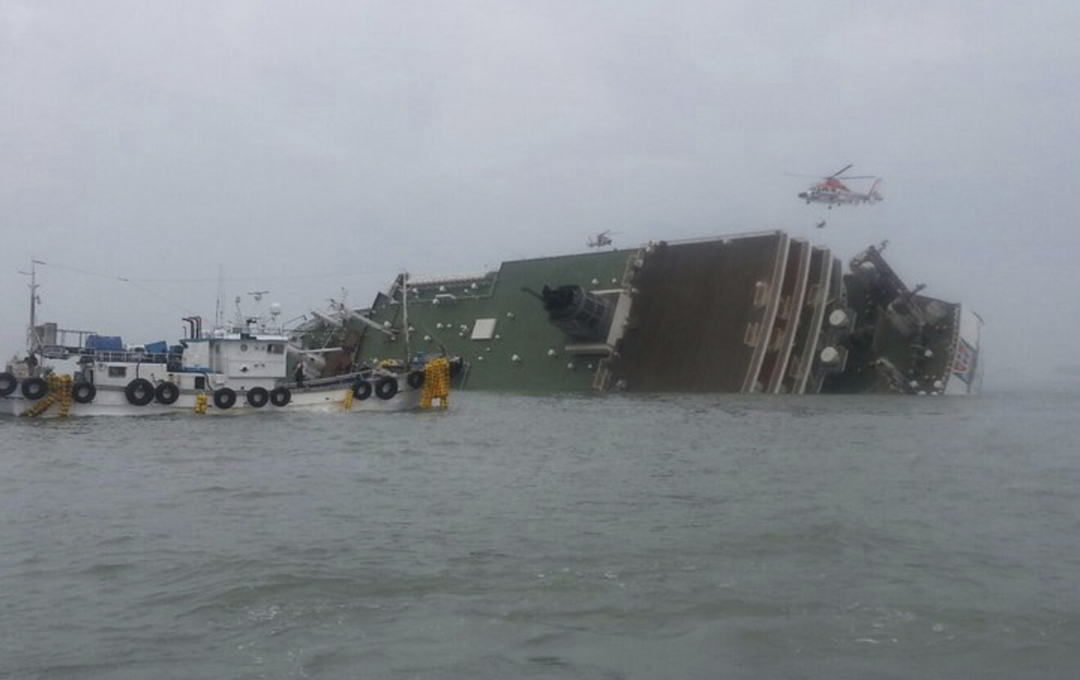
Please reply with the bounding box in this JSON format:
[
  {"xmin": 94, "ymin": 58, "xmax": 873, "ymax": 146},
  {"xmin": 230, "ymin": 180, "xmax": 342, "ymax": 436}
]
[
  {"xmin": 587, "ymin": 230, "xmax": 618, "ymax": 248},
  {"xmin": 796, "ymin": 164, "xmax": 883, "ymax": 208}
]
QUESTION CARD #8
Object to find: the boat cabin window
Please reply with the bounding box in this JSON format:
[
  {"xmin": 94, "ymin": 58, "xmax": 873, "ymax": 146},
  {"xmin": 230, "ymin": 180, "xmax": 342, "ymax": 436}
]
[
  {"xmin": 268, "ymin": 344, "xmax": 284, "ymax": 354},
  {"xmin": 108, "ymin": 366, "xmax": 127, "ymax": 378},
  {"xmin": 195, "ymin": 376, "xmax": 206, "ymax": 390}
]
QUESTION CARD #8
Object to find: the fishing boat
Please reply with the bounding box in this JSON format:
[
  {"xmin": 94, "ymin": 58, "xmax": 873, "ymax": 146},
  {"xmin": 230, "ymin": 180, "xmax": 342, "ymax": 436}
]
[{"xmin": 1, "ymin": 266, "xmax": 452, "ymax": 418}]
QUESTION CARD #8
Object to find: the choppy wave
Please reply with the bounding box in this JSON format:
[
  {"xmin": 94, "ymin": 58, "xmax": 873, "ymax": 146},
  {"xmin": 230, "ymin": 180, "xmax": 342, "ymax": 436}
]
[{"xmin": 2, "ymin": 391, "xmax": 1078, "ymax": 678}]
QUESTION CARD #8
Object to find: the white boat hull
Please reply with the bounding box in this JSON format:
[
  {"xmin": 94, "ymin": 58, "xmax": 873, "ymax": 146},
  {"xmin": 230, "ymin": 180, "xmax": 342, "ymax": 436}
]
[{"xmin": 1, "ymin": 382, "xmax": 424, "ymax": 418}]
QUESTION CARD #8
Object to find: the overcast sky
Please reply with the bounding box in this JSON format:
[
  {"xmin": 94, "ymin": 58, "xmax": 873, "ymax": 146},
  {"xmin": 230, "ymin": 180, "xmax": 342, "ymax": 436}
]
[{"xmin": 2, "ymin": 0, "xmax": 1077, "ymax": 387}]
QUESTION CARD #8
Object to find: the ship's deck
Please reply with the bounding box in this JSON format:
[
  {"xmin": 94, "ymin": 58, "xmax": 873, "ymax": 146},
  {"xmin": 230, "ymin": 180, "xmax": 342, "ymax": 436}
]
[{"xmin": 609, "ymin": 233, "xmax": 787, "ymax": 392}]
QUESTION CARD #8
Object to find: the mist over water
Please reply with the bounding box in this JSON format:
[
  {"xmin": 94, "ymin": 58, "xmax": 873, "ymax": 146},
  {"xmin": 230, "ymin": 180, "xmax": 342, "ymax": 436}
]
[{"xmin": 2, "ymin": 390, "xmax": 1079, "ymax": 679}]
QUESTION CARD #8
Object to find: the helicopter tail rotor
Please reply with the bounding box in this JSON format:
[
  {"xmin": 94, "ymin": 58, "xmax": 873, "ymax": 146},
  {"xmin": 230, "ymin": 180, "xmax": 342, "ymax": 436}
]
[{"xmin": 868, "ymin": 178, "xmax": 884, "ymax": 200}]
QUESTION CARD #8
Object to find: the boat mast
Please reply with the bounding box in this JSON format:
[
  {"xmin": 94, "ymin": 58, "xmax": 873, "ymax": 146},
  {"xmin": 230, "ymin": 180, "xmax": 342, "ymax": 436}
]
[
  {"xmin": 20, "ymin": 258, "xmax": 44, "ymax": 356},
  {"xmin": 401, "ymin": 271, "xmax": 411, "ymax": 367}
]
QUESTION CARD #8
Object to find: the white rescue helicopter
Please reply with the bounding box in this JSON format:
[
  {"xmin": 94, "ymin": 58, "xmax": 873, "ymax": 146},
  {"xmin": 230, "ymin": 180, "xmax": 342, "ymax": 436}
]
[{"xmin": 796, "ymin": 164, "xmax": 883, "ymax": 208}]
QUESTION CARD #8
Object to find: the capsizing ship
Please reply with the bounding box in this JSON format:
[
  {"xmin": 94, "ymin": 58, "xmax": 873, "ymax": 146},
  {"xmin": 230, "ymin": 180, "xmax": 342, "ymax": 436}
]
[{"xmin": 327, "ymin": 230, "xmax": 982, "ymax": 396}]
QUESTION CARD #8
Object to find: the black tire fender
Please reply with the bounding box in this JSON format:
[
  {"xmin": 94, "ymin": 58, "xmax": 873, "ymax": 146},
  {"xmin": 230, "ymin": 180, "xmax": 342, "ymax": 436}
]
[
  {"xmin": 213, "ymin": 387, "xmax": 237, "ymax": 409},
  {"xmin": 247, "ymin": 387, "xmax": 270, "ymax": 408},
  {"xmin": 125, "ymin": 378, "xmax": 154, "ymax": 406},
  {"xmin": 22, "ymin": 377, "xmax": 49, "ymax": 401},
  {"xmin": 155, "ymin": 382, "xmax": 180, "ymax": 405},
  {"xmin": 352, "ymin": 380, "xmax": 372, "ymax": 400},
  {"xmin": 0, "ymin": 371, "xmax": 17, "ymax": 397},
  {"xmin": 270, "ymin": 387, "xmax": 291, "ymax": 407},
  {"xmin": 375, "ymin": 377, "xmax": 399, "ymax": 400},
  {"xmin": 72, "ymin": 381, "xmax": 97, "ymax": 404},
  {"xmin": 406, "ymin": 371, "xmax": 425, "ymax": 389},
  {"xmin": 448, "ymin": 357, "xmax": 464, "ymax": 378}
]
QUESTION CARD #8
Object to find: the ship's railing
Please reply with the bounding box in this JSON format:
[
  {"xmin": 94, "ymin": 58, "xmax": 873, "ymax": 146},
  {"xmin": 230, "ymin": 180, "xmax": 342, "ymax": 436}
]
[
  {"xmin": 38, "ymin": 344, "xmax": 184, "ymax": 369},
  {"xmin": 87, "ymin": 349, "xmax": 174, "ymax": 364},
  {"xmin": 403, "ymin": 271, "xmax": 493, "ymax": 287}
]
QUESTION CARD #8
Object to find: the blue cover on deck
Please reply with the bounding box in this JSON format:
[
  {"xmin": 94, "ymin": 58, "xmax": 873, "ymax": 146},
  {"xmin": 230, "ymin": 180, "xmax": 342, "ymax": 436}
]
[
  {"xmin": 86, "ymin": 335, "xmax": 123, "ymax": 351},
  {"xmin": 144, "ymin": 340, "xmax": 168, "ymax": 355}
]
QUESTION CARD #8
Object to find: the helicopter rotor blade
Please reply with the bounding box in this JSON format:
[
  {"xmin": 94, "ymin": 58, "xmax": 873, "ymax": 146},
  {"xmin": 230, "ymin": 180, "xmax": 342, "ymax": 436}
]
[{"xmin": 830, "ymin": 164, "xmax": 854, "ymax": 178}]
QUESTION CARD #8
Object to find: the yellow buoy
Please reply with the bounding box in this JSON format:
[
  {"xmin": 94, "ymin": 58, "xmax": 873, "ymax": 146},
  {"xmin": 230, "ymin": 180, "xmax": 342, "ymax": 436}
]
[{"xmin": 421, "ymin": 357, "xmax": 451, "ymax": 410}]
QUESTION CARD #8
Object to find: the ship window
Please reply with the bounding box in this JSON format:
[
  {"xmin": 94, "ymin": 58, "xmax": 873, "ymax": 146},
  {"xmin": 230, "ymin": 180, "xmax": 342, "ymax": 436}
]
[
  {"xmin": 743, "ymin": 322, "xmax": 761, "ymax": 348},
  {"xmin": 752, "ymin": 281, "xmax": 770, "ymax": 307},
  {"xmin": 269, "ymin": 344, "xmax": 284, "ymax": 354},
  {"xmin": 108, "ymin": 366, "xmax": 127, "ymax": 378},
  {"xmin": 195, "ymin": 376, "xmax": 206, "ymax": 390},
  {"xmin": 471, "ymin": 318, "xmax": 497, "ymax": 341}
]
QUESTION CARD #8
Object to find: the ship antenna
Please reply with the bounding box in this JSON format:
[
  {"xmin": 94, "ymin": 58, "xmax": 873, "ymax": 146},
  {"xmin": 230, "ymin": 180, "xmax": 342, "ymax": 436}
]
[{"xmin": 214, "ymin": 264, "xmax": 225, "ymax": 329}]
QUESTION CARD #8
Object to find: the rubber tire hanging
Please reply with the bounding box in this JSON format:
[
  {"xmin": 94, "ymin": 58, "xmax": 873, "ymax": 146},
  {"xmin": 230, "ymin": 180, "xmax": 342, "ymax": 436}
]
[
  {"xmin": 449, "ymin": 357, "xmax": 464, "ymax": 378},
  {"xmin": 125, "ymin": 378, "xmax": 154, "ymax": 406},
  {"xmin": 72, "ymin": 382, "xmax": 97, "ymax": 404},
  {"xmin": 270, "ymin": 387, "xmax": 291, "ymax": 407},
  {"xmin": 21, "ymin": 377, "xmax": 49, "ymax": 400},
  {"xmin": 375, "ymin": 377, "xmax": 399, "ymax": 400},
  {"xmin": 213, "ymin": 387, "xmax": 237, "ymax": 409},
  {"xmin": 246, "ymin": 387, "xmax": 270, "ymax": 408},
  {"xmin": 0, "ymin": 372, "xmax": 17, "ymax": 396},
  {"xmin": 155, "ymin": 382, "xmax": 180, "ymax": 405},
  {"xmin": 352, "ymin": 380, "xmax": 372, "ymax": 400}
]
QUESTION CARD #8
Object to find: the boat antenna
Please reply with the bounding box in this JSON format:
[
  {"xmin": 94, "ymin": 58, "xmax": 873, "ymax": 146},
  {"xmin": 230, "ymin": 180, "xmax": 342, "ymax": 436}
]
[{"xmin": 214, "ymin": 264, "xmax": 225, "ymax": 329}]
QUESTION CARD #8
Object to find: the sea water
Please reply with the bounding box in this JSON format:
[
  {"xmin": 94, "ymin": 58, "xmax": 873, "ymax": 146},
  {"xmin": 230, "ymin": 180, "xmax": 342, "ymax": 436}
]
[{"xmin": 2, "ymin": 390, "xmax": 1079, "ymax": 679}]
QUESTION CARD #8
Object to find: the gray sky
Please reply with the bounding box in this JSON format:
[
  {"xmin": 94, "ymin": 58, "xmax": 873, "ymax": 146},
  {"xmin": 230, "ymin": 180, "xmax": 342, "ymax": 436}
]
[{"xmin": 2, "ymin": 0, "xmax": 1077, "ymax": 387}]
